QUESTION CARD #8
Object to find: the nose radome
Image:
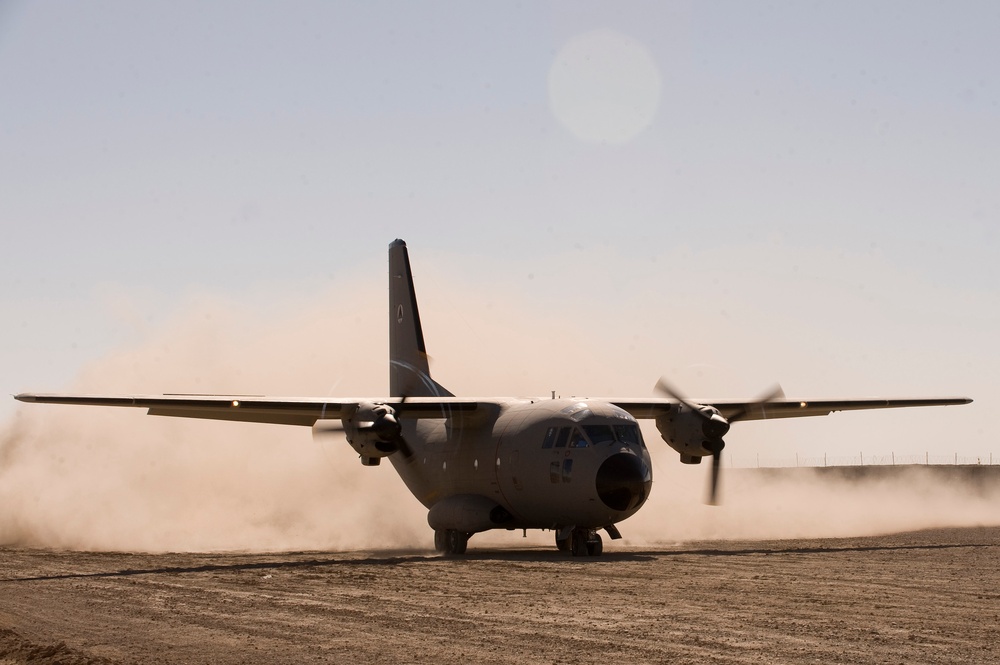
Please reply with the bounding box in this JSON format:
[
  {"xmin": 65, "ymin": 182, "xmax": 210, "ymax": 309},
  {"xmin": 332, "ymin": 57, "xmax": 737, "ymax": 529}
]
[{"xmin": 596, "ymin": 453, "xmax": 651, "ymax": 512}]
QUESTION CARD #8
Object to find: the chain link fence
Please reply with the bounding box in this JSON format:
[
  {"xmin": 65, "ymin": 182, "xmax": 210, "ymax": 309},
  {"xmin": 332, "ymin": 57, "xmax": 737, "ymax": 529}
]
[{"xmin": 728, "ymin": 452, "xmax": 998, "ymax": 468}]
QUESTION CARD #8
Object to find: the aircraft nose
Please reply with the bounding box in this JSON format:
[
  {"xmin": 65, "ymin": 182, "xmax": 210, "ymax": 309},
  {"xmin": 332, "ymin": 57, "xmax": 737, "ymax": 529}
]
[{"xmin": 596, "ymin": 453, "xmax": 652, "ymax": 512}]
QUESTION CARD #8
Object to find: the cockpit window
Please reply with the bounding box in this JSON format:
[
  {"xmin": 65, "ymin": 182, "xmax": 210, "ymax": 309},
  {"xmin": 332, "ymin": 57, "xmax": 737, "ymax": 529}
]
[
  {"xmin": 544, "ymin": 424, "xmax": 642, "ymax": 449},
  {"xmin": 544, "ymin": 426, "xmax": 588, "ymax": 448},
  {"xmin": 586, "ymin": 424, "xmax": 646, "ymax": 447},
  {"xmin": 614, "ymin": 424, "xmax": 643, "ymax": 447},
  {"xmin": 583, "ymin": 425, "xmax": 615, "ymax": 446}
]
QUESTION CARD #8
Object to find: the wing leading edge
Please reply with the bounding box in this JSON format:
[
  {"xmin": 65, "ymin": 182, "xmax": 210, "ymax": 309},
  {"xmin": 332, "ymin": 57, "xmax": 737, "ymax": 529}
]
[
  {"xmin": 612, "ymin": 397, "xmax": 972, "ymax": 421},
  {"xmin": 14, "ymin": 393, "xmax": 481, "ymax": 426}
]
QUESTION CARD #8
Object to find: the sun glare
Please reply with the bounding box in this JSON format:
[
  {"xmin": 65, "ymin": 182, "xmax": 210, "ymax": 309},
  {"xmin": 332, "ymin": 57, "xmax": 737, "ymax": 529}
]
[{"xmin": 548, "ymin": 29, "xmax": 662, "ymax": 145}]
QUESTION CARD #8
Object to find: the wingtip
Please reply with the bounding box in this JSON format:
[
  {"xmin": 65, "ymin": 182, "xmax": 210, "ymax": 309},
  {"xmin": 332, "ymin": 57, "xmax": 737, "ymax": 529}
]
[{"xmin": 14, "ymin": 393, "xmax": 35, "ymax": 402}]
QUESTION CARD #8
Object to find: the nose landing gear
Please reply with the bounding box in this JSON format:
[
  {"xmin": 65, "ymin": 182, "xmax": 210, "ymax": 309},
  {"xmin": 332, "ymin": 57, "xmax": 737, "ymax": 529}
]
[{"xmin": 556, "ymin": 529, "xmax": 603, "ymax": 556}]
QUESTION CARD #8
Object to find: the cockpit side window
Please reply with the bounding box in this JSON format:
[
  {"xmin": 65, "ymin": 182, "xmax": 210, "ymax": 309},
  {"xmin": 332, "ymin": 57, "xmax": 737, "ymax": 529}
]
[
  {"xmin": 554, "ymin": 427, "xmax": 570, "ymax": 448},
  {"xmin": 541, "ymin": 426, "xmax": 558, "ymax": 449}
]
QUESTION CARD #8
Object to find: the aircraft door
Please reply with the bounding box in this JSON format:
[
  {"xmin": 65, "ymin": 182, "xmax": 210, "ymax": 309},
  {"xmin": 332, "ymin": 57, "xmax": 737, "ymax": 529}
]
[
  {"xmin": 509, "ymin": 450, "xmax": 522, "ymax": 491},
  {"xmin": 493, "ymin": 409, "xmax": 532, "ymax": 513}
]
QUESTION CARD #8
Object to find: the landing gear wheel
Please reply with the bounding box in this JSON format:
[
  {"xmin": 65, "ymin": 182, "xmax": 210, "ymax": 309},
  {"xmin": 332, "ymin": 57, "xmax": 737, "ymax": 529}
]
[
  {"xmin": 442, "ymin": 529, "xmax": 468, "ymax": 555},
  {"xmin": 434, "ymin": 529, "xmax": 447, "ymax": 553},
  {"xmin": 556, "ymin": 534, "xmax": 571, "ymax": 552},
  {"xmin": 586, "ymin": 533, "xmax": 603, "ymax": 556},
  {"xmin": 568, "ymin": 529, "xmax": 603, "ymax": 557}
]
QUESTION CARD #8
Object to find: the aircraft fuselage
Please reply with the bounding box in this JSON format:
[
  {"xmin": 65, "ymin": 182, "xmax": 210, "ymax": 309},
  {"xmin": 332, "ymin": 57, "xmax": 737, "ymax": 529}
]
[{"xmin": 389, "ymin": 398, "xmax": 653, "ymax": 533}]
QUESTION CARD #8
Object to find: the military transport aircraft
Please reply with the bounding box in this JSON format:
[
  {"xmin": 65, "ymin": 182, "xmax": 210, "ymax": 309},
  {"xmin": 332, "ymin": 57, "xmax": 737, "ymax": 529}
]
[{"xmin": 16, "ymin": 239, "xmax": 971, "ymax": 556}]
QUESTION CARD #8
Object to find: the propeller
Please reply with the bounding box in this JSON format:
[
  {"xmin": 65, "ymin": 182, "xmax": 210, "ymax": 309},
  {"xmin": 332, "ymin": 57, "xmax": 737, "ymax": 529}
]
[
  {"xmin": 654, "ymin": 378, "xmax": 784, "ymax": 506},
  {"xmin": 312, "ymin": 402, "xmax": 413, "ymax": 459}
]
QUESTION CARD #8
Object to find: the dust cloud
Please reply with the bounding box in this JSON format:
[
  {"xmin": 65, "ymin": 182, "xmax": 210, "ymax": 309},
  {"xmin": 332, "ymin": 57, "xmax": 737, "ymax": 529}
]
[
  {"xmin": 1, "ymin": 271, "xmax": 994, "ymax": 552},
  {"xmin": 621, "ymin": 456, "xmax": 1000, "ymax": 546},
  {"xmin": 0, "ymin": 285, "xmax": 428, "ymax": 552}
]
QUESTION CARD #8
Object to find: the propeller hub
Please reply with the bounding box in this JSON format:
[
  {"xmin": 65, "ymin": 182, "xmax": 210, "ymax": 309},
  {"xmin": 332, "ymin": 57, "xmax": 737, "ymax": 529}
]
[
  {"xmin": 702, "ymin": 412, "xmax": 731, "ymax": 440},
  {"xmin": 370, "ymin": 412, "xmax": 401, "ymax": 441}
]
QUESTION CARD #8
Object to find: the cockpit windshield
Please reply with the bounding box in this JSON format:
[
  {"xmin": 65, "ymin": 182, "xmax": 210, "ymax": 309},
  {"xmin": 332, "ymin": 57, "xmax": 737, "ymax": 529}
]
[
  {"xmin": 613, "ymin": 424, "xmax": 642, "ymax": 446},
  {"xmin": 583, "ymin": 425, "xmax": 615, "ymax": 446},
  {"xmin": 542, "ymin": 423, "xmax": 644, "ymax": 449}
]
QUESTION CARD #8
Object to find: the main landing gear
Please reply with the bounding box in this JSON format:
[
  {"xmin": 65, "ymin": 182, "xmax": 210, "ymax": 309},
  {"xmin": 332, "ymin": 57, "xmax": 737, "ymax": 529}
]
[
  {"xmin": 434, "ymin": 529, "xmax": 470, "ymax": 555},
  {"xmin": 556, "ymin": 529, "xmax": 603, "ymax": 557},
  {"xmin": 434, "ymin": 528, "xmax": 605, "ymax": 556}
]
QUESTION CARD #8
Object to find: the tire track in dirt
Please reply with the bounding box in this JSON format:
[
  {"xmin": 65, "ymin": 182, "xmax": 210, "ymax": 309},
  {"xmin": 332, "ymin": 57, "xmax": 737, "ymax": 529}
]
[{"xmin": 1, "ymin": 527, "xmax": 997, "ymax": 664}]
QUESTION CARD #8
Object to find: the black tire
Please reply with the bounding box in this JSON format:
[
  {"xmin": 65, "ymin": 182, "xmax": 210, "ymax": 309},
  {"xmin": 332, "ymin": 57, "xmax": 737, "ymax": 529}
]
[
  {"xmin": 556, "ymin": 534, "xmax": 571, "ymax": 552},
  {"xmin": 571, "ymin": 531, "xmax": 589, "ymax": 557},
  {"xmin": 445, "ymin": 529, "xmax": 468, "ymax": 555},
  {"xmin": 434, "ymin": 529, "xmax": 447, "ymax": 553},
  {"xmin": 586, "ymin": 534, "xmax": 603, "ymax": 557}
]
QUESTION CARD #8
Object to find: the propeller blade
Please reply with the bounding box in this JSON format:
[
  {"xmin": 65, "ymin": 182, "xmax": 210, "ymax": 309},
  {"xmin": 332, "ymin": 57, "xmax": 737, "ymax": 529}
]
[
  {"xmin": 394, "ymin": 395, "xmax": 414, "ymax": 459},
  {"xmin": 653, "ymin": 377, "xmax": 699, "ymax": 412},
  {"xmin": 728, "ymin": 383, "xmax": 785, "ymax": 422},
  {"xmin": 394, "ymin": 434, "xmax": 414, "ymax": 459},
  {"xmin": 760, "ymin": 383, "xmax": 785, "ymax": 401},
  {"xmin": 707, "ymin": 449, "xmax": 722, "ymax": 506}
]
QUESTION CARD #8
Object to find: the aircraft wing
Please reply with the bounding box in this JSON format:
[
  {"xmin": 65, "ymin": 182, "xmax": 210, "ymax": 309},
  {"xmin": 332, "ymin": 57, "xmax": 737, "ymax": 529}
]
[
  {"xmin": 13, "ymin": 393, "xmax": 481, "ymax": 426},
  {"xmin": 15, "ymin": 393, "xmax": 972, "ymax": 425},
  {"xmin": 612, "ymin": 397, "xmax": 972, "ymax": 421}
]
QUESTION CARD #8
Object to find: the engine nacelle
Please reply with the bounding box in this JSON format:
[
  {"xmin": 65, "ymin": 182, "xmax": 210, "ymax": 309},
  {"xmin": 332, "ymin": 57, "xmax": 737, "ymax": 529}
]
[
  {"xmin": 342, "ymin": 402, "xmax": 403, "ymax": 461},
  {"xmin": 655, "ymin": 404, "xmax": 729, "ymax": 463}
]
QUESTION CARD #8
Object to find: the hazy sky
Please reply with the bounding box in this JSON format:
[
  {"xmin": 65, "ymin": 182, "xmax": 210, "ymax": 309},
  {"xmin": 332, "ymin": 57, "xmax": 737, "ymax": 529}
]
[{"xmin": 2, "ymin": 1, "xmax": 997, "ymax": 462}]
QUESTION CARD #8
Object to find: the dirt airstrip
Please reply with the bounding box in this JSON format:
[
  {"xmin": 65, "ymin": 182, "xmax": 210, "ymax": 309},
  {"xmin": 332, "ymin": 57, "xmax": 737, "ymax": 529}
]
[{"xmin": 1, "ymin": 526, "xmax": 997, "ymax": 664}]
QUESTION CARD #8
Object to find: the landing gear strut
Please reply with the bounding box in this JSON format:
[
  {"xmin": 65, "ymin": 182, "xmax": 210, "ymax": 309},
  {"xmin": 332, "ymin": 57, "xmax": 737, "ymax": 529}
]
[{"xmin": 434, "ymin": 529, "xmax": 469, "ymax": 555}]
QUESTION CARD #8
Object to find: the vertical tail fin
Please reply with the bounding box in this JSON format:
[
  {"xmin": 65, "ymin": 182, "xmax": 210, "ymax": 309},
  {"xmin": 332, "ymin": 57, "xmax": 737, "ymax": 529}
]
[{"xmin": 388, "ymin": 239, "xmax": 453, "ymax": 398}]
